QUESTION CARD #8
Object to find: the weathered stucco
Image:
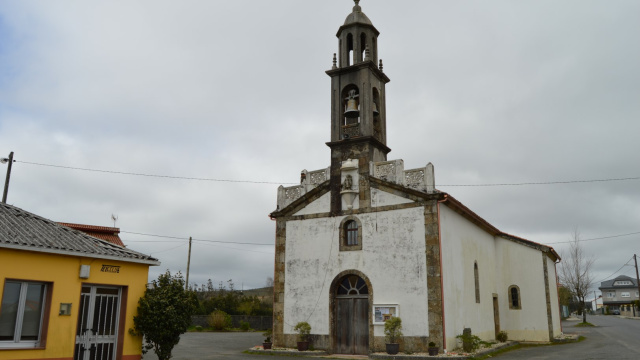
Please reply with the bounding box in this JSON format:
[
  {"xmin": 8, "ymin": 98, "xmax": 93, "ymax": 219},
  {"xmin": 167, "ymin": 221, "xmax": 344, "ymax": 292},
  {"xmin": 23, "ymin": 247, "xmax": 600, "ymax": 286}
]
[
  {"xmin": 283, "ymin": 206, "xmax": 429, "ymax": 341},
  {"xmin": 371, "ymin": 188, "xmax": 414, "ymax": 207},
  {"xmin": 294, "ymin": 192, "xmax": 331, "ymax": 216},
  {"xmin": 439, "ymin": 205, "xmax": 560, "ymax": 347}
]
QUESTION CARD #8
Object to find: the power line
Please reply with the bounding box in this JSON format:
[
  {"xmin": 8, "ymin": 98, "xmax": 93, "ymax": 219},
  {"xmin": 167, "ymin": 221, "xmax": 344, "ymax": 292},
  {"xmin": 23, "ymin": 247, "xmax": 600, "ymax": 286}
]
[
  {"xmin": 149, "ymin": 243, "xmax": 188, "ymax": 256},
  {"xmin": 439, "ymin": 176, "xmax": 640, "ymax": 187},
  {"xmin": 15, "ymin": 160, "xmax": 296, "ymax": 185},
  {"xmin": 545, "ymin": 231, "xmax": 640, "ymax": 245},
  {"xmin": 593, "ymin": 257, "xmax": 634, "ymax": 284},
  {"xmin": 121, "ymin": 230, "xmax": 274, "ymax": 246},
  {"xmin": 14, "ymin": 159, "xmax": 640, "ymax": 187}
]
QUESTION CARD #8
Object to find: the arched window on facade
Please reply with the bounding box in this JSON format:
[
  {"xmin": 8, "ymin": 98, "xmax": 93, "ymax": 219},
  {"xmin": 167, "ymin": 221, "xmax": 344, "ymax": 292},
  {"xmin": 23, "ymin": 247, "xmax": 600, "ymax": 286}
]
[
  {"xmin": 339, "ymin": 216, "xmax": 362, "ymax": 251},
  {"xmin": 360, "ymin": 33, "xmax": 367, "ymax": 61},
  {"xmin": 508, "ymin": 285, "xmax": 521, "ymax": 310},
  {"xmin": 474, "ymin": 262, "xmax": 480, "ymax": 303},
  {"xmin": 337, "ymin": 275, "xmax": 369, "ymax": 296},
  {"xmin": 345, "ymin": 221, "xmax": 358, "ymax": 245}
]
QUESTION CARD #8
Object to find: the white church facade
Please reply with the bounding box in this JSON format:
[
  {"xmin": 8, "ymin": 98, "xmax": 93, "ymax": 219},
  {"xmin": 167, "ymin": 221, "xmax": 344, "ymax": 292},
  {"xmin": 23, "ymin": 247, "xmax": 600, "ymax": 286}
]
[{"xmin": 270, "ymin": 1, "xmax": 562, "ymax": 355}]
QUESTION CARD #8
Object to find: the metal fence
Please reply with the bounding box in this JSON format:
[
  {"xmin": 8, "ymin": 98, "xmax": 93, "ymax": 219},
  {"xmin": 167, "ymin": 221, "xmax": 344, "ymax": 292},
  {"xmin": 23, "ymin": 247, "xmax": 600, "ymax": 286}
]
[{"xmin": 191, "ymin": 315, "xmax": 272, "ymax": 330}]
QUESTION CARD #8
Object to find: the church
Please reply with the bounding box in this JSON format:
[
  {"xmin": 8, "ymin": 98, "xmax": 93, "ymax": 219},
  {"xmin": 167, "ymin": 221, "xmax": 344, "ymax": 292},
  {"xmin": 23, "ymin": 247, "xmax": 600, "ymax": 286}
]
[{"xmin": 270, "ymin": 1, "xmax": 562, "ymax": 355}]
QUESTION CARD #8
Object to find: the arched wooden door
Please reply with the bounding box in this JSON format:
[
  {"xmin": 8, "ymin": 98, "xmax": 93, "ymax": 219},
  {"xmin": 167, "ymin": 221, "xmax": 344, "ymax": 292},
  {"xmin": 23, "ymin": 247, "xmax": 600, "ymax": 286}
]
[{"xmin": 334, "ymin": 275, "xmax": 369, "ymax": 355}]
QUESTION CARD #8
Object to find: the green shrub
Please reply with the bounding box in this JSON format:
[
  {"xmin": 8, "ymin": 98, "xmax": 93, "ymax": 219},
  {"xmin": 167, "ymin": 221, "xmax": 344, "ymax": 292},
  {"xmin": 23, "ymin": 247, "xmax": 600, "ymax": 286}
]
[
  {"xmin": 294, "ymin": 321, "xmax": 311, "ymax": 342},
  {"xmin": 496, "ymin": 330, "xmax": 508, "ymax": 342},
  {"xmin": 207, "ymin": 310, "xmax": 231, "ymax": 330},
  {"xmin": 195, "ymin": 325, "xmax": 203, "ymax": 332},
  {"xmin": 239, "ymin": 321, "xmax": 251, "ymax": 332},
  {"xmin": 456, "ymin": 332, "xmax": 482, "ymax": 352},
  {"xmin": 384, "ymin": 317, "xmax": 403, "ymax": 343},
  {"xmin": 263, "ymin": 328, "xmax": 272, "ymax": 342},
  {"xmin": 428, "ymin": 341, "xmax": 436, "ymax": 347}
]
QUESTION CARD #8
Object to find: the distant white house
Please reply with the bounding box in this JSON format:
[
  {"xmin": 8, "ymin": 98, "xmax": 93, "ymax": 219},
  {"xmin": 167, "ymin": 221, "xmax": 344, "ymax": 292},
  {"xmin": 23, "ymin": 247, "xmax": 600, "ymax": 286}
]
[{"xmin": 269, "ymin": 2, "xmax": 562, "ymax": 355}]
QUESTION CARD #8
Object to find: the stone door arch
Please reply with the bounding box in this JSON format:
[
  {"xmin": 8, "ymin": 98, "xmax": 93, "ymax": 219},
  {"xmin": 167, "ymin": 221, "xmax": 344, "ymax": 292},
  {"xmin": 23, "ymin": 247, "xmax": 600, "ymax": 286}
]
[{"xmin": 330, "ymin": 271, "xmax": 372, "ymax": 355}]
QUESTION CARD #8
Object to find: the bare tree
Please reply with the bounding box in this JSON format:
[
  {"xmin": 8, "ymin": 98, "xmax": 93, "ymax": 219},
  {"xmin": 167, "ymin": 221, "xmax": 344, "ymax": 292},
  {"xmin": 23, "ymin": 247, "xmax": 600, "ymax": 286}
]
[{"xmin": 559, "ymin": 228, "xmax": 595, "ymax": 323}]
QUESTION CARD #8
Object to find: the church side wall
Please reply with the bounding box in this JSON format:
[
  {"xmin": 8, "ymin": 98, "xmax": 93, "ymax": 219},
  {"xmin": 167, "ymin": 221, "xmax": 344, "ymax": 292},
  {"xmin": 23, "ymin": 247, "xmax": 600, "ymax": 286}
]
[
  {"xmin": 283, "ymin": 206, "xmax": 429, "ymax": 351},
  {"xmin": 439, "ymin": 205, "xmax": 498, "ymax": 350},
  {"xmin": 494, "ymin": 238, "xmax": 552, "ymax": 342}
]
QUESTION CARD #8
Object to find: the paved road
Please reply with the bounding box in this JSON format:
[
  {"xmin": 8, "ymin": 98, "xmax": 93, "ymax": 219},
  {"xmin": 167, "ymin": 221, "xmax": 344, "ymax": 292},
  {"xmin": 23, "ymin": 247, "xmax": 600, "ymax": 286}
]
[
  {"xmin": 494, "ymin": 315, "xmax": 640, "ymax": 360},
  {"xmin": 142, "ymin": 316, "xmax": 640, "ymax": 359}
]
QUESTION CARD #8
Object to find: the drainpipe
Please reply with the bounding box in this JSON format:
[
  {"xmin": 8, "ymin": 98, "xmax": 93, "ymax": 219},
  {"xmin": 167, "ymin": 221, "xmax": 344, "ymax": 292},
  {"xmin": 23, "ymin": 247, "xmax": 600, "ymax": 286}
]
[{"xmin": 437, "ymin": 197, "xmax": 447, "ymax": 352}]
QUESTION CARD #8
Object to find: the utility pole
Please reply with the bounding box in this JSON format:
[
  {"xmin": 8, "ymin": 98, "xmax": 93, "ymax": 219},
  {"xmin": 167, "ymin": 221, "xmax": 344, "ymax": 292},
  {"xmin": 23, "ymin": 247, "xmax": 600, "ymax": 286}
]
[
  {"xmin": 593, "ymin": 290, "xmax": 597, "ymax": 312},
  {"xmin": 185, "ymin": 236, "xmax": 192, "ymax": 290},
  {"xmin": 2, "ymin": 151, "xmax": 14, "ymax": 204}
]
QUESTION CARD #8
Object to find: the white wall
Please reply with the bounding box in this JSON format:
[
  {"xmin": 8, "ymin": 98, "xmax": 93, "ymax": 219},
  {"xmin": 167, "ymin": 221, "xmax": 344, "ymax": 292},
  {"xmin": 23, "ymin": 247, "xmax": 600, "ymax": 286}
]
[
  {"xmin": 494, "ymin": 238, "xmax": 551, "ymax": 341},
  {"xmin": 440, "ymin": 205, "xmax": 558, "ymax": 348},
  {"xmin": 293, "ymin": 192, "xmax": 331, "ymax": 216},
  {"xmin": 439, "ymin": 205, "xmax": 498, "ymax": 348},
  {"xmin": 284, "ymin": 205, "xmax": 430, "ymax": 337},
  {"xmin": 371, "ymin": 188, "xmax": 414, "ymax": 207}
]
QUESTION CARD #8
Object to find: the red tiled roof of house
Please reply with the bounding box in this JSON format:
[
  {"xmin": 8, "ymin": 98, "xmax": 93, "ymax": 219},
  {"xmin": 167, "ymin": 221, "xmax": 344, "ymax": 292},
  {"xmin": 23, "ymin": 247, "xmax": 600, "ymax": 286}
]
[{"xmin": 57, "ymin": 222, "xmax": 125, "ymax": 247}]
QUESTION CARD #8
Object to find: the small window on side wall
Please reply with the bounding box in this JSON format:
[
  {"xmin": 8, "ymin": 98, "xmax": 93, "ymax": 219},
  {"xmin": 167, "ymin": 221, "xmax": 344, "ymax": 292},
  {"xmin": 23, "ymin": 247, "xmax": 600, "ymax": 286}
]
[
  {"xmin": 474, "ymin": 262, "xmax": 480, "ymax": 303},
  {"xmin": 339, "ymin": 216, "xmax": 362, "ymax": 251},
  {"xmin": 508, "ymin": 285, "xmax": 521, "ymax": 310}
]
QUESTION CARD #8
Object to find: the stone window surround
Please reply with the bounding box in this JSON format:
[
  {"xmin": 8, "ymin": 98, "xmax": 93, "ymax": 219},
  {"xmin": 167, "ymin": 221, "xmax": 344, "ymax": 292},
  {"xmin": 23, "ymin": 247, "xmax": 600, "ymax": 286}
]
[
  {"xmin": 339, "ymin": 215, "xmax": 363, "ymax": 251},
  {"xmin": 508, "ymin": 285, "xmax": 521, "ymax": 310}
]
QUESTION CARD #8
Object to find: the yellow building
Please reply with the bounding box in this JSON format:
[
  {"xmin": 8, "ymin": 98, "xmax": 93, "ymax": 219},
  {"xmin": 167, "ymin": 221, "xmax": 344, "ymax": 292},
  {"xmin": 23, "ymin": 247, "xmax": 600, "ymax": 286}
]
[{"xmin": 1, "ymin": 203, "xmax": 160, "ymax": 360}]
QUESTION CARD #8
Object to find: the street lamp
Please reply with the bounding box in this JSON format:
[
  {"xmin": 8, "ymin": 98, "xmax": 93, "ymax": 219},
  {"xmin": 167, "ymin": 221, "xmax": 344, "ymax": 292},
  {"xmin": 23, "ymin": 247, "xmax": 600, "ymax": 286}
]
[{"xmin": 2, "ymin": 151, "xmax": 14, "ymax": 203}]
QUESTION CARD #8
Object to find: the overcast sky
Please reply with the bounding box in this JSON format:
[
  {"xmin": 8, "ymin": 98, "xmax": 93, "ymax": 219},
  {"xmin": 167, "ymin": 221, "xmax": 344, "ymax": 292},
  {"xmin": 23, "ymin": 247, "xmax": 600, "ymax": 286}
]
[{"xmin": 1, "ymin": 0, "xmax": 639, "ymax": 296}]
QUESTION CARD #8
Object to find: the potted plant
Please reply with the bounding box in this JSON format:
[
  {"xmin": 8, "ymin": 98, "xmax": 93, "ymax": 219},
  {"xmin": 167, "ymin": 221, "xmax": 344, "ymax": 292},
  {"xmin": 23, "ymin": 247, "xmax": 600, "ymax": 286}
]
[
  {"xmin": 428, "ymin": 341, "xmax": 438, "ymax": 356},
  {"xmin": 294, "ymin": 321, "xmax": 311, "ymax": 351},
  {"xmin": 262, "ymin": 328, "xmax": 272, "ymax": 350},
  {"xmin": 384, "ymin": 316, "xmax": 403, "ymax": 355}
]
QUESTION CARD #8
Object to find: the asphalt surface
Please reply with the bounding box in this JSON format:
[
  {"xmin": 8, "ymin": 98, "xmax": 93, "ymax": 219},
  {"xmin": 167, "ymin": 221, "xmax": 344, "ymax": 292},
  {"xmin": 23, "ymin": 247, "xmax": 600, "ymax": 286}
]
[
  {"xmin": 493, "ymin": 315, "xmax": 640, "ymax": 359},
  {"xmin": 140, "ymin": 331, "xmax": 304, "ymax": 360},
  {"xmin": 141, "ymin": 315, "xmax": 640, "ymax": 359}
]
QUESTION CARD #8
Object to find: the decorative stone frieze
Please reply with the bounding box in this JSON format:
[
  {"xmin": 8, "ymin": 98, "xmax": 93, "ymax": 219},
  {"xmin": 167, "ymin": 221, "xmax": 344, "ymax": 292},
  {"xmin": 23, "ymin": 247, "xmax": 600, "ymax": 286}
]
[
  {"xmin": 370, "ymin": 159, "xmax": 404, "ymax": 184},
  {"xmin": 404, "ymin": 162, "xmax": 436, "ymax": 194}
]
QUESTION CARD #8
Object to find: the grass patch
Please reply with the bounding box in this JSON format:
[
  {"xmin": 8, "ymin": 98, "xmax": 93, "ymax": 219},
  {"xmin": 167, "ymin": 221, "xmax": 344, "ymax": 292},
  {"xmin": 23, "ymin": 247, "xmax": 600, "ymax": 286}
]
[{"xmin": 574, "ymin": 322, "xmax": 595, "ymax": 327}]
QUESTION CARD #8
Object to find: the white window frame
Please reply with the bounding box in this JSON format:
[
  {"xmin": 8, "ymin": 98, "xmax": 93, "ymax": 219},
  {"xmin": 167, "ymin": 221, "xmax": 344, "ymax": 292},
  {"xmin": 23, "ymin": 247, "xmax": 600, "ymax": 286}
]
[
  {"xmin": 0, "ymin": 281, "xmax": 47, "ymax": 349},
  {"xmin": 621, "ymin": 292, "xmax": 631, "ymax": 298},
  {"xmin": 607, "ymin": 291, "xmax": 616, "ymax": 298},
  {"xmin": 614, "ymin": 281, "xmax": 632, "ymax": 286}
]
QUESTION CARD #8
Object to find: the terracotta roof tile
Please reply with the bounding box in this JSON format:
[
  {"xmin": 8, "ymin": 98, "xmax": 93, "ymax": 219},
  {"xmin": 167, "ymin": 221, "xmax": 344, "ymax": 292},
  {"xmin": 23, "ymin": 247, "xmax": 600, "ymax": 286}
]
[{"xmin": 58, "ymin": 222, "xmax": 125, "ymax": 247}]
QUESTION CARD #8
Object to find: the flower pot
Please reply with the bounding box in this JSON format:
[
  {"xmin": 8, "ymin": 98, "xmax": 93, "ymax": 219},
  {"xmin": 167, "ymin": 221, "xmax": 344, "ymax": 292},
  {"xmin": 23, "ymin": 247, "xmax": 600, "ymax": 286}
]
[
  {"xmin": 297, "ymin": 341, "xmax": 309, "ymax": 351},
  {"xmin": 386, "ymin": 343, "xmax": 399, "ymax": 355},
  {"xmin": 428, "ymin": 347, "xmax": 439, "ymax": 356},
  {"xmin": 263, "ymin": 342, "xmax": 272, "ymax": 350}
]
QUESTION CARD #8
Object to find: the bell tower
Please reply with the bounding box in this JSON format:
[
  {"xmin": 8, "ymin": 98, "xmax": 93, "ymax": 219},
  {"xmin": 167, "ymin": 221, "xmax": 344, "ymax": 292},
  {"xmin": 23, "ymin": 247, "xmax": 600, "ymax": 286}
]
[{"xmin": 326, "ymin": 0, "xmax": 391, "ymax": 214}]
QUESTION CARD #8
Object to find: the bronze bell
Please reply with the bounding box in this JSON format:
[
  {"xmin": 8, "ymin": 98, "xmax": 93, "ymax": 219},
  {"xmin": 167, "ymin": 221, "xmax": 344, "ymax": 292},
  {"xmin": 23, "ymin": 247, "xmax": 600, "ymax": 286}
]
[
  {"xmin": 344, "ymin": 99, "xmax": 359, "ymax": 118},
  {"xmin": 372, "ymin": 102, "xmax": 379, "ymax": 115}
]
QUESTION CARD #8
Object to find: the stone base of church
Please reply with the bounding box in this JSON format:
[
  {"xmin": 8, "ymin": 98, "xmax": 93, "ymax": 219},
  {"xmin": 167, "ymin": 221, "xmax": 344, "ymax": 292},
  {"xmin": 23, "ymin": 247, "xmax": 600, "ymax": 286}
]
[{"xmin": 277, "ymin": 334, "xmax": 437, "ymax": 354}]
